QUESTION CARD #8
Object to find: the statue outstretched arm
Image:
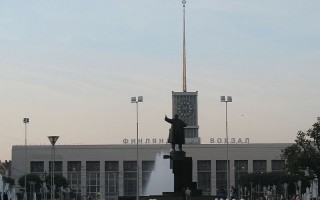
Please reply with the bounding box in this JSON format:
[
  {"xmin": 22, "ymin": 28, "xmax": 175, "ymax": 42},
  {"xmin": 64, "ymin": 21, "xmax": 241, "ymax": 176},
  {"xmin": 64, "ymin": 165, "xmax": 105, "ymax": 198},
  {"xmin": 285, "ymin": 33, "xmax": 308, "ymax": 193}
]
[{"xmin": 165, "ymin": 115, "xmax": 173, "ymax": 124}]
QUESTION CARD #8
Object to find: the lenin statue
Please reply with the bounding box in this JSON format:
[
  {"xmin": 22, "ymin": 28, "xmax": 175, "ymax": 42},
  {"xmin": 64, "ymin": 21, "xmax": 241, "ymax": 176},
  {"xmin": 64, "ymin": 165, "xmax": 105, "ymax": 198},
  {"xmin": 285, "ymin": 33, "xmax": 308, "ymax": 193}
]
[{"xmin": 165, "ymin": 114, "xmax": 187, "ymax": 151}]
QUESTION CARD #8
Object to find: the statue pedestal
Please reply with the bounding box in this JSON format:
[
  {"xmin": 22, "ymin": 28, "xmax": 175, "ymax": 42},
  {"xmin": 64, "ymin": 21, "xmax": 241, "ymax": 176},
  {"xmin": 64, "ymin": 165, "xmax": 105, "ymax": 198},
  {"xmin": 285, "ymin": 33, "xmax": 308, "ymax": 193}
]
[
  {"xmin": 170, "ymin": 150, "xmax": 186, "ymax": 160},
  {"xmin": 163, "ymin": 150, "xmax": 199, "ymax": 195}
]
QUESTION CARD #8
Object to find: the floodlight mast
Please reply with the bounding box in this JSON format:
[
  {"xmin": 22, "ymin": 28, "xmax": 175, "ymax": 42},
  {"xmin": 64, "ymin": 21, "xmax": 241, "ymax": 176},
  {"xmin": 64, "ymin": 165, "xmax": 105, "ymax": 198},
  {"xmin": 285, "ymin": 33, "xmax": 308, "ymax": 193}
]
[
  {"xmin": 131, "ymin": 96, "xmax": 143, "ymax": 200},
  {"xmin": 220, "ymin": 96, "xmax": 232, "ymax": 199},
  {"xmin": 23, "ymin": 118, "xmax": 29, "ymax": 200}
]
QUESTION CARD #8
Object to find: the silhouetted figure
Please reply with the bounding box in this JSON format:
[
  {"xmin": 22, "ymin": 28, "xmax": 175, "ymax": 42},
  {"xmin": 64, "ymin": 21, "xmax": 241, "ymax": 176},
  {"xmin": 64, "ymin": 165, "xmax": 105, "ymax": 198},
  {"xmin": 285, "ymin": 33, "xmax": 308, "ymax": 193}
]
[
  {"xmin": 185, "ymin": 187, "xmax": 191, "ymax": 200},
  {"xmin": 165, "ymin": 114, "xmax": 187, "ymax": 151}
]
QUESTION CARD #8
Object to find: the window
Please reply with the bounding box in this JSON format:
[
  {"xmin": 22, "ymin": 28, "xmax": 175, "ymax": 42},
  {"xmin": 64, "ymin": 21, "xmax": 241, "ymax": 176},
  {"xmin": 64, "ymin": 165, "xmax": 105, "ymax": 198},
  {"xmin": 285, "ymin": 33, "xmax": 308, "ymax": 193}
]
[
  {"xmin": 67, "ymin": 161, "xmax": 81, "ymax": 199},
  {"xmin": 142, "ymin": 161, "xmax": 155, "ymax": 195},
  {"xmin": 123, "ymin": 161, "xmax": 137, "ymax": 196},
  {"xmin": 49, "ymin": 161, "xmax": 63, "ymax": 174},
  {"xmin": 86, "ymin": 161, "xmax": 100, "ymax": 199},
  {"xmin": 197, "ymin": 160, "xmax": 211, "ymax": 196},
  {"xmin": 234, "ymin": 160, "xmax": 248, "ymax": 189},
  {"xmin": 253, "ymin": 160, "xmax": 267, "ymax": 173},
  {"xmin": 105, "ymin": 161, "xmax": 119, "ymax": 200},
  {"xmin": 216, "ymin": 160, "xmax": 227, "ymax": 197},
  {"xmin": 272, "ymin": 160, "xmax": 285, "ymax": 173},
  {"xmin": 68, "ymin": 161, "xmax": 81, "ymax": 171},
  {"xmin": 30, "ymin": 161, "xmax": 44, "ymax": 173},
  {"xmin": 30, "ymin": 161, "xmax": 45, "ymax": 180}
]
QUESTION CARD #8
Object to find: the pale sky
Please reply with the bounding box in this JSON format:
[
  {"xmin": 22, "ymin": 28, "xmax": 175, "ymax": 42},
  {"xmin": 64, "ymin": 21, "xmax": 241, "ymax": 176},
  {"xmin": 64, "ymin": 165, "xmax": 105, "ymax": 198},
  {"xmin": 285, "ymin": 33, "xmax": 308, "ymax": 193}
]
[{"xmin": 0, "ymin": 0, "xmax": 319, "ymax": 160}]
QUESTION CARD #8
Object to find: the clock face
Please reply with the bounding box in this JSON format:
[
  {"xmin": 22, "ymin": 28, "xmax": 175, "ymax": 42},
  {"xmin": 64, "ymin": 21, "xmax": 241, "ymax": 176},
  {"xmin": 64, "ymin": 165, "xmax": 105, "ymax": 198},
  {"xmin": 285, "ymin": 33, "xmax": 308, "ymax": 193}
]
[{"xmin": 177, "ymin": 98, "xmax": 194, "ymax": 118}]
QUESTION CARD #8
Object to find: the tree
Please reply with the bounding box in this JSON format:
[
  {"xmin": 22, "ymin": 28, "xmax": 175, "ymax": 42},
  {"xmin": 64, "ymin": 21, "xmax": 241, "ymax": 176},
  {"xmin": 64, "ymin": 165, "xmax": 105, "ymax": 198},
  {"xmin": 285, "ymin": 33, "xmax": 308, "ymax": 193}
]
[
  {"xmin": 44, "ymin": 173, "xmax": 68, "ymax": 199},
  {"xmin": 18, "ymin": 174, "xmax": 43, "ymax": 193},
  {"xmin": 238, "ymin": 172, "xmax": 311, "ymax": 196},
  {"xmin": 281, "ymin": 122, "xmax": 320, "ymax": 178},
  {"xmin": 2, "ymin": 176, "xmax": 15, "ymax": 188},
  {"xmin": 45, "ymin": 173, "xmax": 68, "ymax": 191}
]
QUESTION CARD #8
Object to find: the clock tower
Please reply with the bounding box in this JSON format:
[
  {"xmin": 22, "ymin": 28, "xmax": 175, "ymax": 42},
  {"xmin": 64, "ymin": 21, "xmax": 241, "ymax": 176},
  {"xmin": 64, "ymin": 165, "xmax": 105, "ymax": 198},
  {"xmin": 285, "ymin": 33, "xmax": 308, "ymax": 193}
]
[
  {"xmin": 172, "ymin": 0, "xmax": 200, "ymax": 144},
  {"xmin": 172, "ymin": 91, "xmax": 199, "ymax": 142}
]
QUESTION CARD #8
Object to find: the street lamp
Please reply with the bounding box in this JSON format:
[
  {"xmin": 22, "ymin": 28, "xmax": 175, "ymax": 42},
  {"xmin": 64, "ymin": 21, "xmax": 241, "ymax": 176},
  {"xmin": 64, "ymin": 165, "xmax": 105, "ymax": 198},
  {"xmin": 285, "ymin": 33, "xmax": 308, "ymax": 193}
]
[
  {"xmin": 283, "ymin": 183, "xmax": 288, "ymax": 200},
  {"xmin": 23, "ymin": 118, "xmax": 29, "ymax": 200},
  {"xmin": 29, "ymin": 181, "xmax": 35, "ymax": 200},
  {"xmin": 237, "ymin": 165, "xmax": 245, "ymax": 199},
  {"xmin": 131, "ymin": 96, "xmax": 143, "ymax": 200},
  {"xmin": 298, "ymin": 180, "xmax": 302, "ymax": 197},
  {"xmin": 221, "ymin": 96, "xmax": 232, "ymax": 199},
  {"xmin": 48, "ymin": 136, "xmax": 59, "ymax": 200}
]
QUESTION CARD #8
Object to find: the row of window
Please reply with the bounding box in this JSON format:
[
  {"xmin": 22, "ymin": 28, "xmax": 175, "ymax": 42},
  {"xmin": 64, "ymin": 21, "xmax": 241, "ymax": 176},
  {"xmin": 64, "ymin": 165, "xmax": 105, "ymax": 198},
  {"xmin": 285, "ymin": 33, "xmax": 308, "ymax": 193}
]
[
  {"xmin": 29, "ymin": 160, "xmax": 284, "ymax": 197},
  {"xmin": 200, "ymin": 160, "xmax": 285, "ymax": 196},
  {"xmin": 30, "ymin": 160, "xmax": 284, "ymax": 173}
]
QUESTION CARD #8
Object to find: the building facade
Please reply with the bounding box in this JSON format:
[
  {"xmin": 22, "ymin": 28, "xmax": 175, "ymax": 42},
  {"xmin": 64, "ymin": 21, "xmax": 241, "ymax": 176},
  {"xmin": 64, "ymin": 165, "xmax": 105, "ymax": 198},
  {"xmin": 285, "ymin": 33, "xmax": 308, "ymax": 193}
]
[{"xmin": 11, "ymin": 143, "xmax": 289, "ymax": 199}]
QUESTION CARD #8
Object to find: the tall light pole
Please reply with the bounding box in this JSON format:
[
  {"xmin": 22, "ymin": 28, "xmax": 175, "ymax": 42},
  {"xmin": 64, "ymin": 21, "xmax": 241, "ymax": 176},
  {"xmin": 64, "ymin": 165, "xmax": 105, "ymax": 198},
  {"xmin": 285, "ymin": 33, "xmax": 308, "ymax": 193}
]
[
  {"xmin": 131, "ymin": 96, "xmax": 143, "ymax": 200},
  {"xmin": 23, "ymin": 118, "xmax": 29, "ymax": 200},
  {"xmin": 48, "ymin": 136, "xmax": 59, "ymax": 200},
  {"xmin": 221, "ymin": 96, "xmax": 232, "ymax": 199}
]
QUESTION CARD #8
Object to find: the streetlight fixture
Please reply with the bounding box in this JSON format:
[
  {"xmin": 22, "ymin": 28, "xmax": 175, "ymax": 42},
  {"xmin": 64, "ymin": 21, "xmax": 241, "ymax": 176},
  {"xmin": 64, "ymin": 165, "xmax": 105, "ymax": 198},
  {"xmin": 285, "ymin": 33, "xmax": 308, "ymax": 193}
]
[
  {"xmin": 48, "ymin": 136, "xmax": 59, "ymax": 200},
  {"xmin": 221, "ymin": 96, "xmax": 232, "ymax": 199},
  {"xmin": 23, "ymin": 118, "xmax": 29, "ymax": 200},
  {"xmin": 131, "ymin": 96, "xmax": 143, "ymax": 200}
]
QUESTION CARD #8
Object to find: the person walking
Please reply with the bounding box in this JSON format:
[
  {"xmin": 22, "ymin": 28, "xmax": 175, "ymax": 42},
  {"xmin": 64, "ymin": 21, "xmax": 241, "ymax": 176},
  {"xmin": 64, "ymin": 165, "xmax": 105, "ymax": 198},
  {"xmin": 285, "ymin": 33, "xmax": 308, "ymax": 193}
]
[{"xmin": 185, "ymin": 187, "xmax": 191, "ymax": 200}]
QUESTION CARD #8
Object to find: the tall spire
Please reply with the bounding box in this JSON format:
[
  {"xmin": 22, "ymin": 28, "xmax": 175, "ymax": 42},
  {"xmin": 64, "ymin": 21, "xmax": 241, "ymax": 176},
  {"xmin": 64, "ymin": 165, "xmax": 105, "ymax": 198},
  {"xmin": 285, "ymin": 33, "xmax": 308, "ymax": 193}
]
[{"xmin": 182, "ymin": 0, "xmax": 187, "ymax": 92}]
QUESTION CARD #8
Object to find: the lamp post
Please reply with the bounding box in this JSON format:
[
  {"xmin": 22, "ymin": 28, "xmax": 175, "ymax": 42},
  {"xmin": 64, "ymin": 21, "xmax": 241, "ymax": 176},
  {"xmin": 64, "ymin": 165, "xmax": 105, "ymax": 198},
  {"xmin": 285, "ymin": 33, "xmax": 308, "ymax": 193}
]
[
  {"xmin": 283, "ymin": 183, "xmax": 288, "ymax": 200},
  {"xmin": 250, "ymin": 182, "xmax": 253, "ymax": 200},
  {"xmin": 48, "ymin": 136, "xmax": 59, "ymax": 200},
  {"xmin": 29, "ymin": 181, "xmax": 35, "ymax": 200},
  {"xmin": 298, "ymin": 180, "xmax": 302, "ymax": 197},
  {"xmin": 23, "ymin": 118, "xmax": 29, "ymax": 200},
  {"xmin": 221, "ymin": 96, "xmax": 232, "ymax": 199},
  {"xmin": 237, "ymin": 165, "xmax": 245, "ymax": 199},
  {"xmin": 131, "ymin": 96, "xmax": 143, "ymax": 200}
]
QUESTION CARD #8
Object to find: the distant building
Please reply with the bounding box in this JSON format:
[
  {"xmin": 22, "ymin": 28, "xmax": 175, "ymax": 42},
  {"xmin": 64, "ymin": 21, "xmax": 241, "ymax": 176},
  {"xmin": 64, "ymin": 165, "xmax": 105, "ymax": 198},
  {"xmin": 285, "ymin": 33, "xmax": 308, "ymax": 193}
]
[
  {"xmin": 12, "ymin": 143, "xmax": 289, "ymax": 199},
  {"xmin": 0, "ymin": 160, "xmax": 12, "ymax": 177}
]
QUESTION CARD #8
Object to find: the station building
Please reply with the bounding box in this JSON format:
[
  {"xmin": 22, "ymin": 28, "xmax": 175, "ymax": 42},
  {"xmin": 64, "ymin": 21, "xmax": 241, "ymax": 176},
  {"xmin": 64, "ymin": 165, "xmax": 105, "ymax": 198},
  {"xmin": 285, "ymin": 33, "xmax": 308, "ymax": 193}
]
[
  {"xmin": 9, "ymin": 2, "xmax": 299, "ymax": 199},
  {"xmin": 11, "ymin": 142, "xmax": 289, "ymax": 200}
]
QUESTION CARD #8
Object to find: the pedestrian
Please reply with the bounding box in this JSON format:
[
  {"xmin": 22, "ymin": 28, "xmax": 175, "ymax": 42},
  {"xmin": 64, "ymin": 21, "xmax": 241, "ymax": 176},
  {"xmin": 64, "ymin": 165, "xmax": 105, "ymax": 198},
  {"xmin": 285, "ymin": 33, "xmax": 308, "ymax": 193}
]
[{"xmin": 185, "ymin": 187, "xmax": 191, "ymax": 200}]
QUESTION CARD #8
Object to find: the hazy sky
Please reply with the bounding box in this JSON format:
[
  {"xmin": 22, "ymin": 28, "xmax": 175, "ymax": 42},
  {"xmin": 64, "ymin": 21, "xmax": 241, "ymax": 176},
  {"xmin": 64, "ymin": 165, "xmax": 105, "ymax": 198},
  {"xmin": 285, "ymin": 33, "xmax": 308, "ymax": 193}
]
[{"xmin": 1, "ymin": 0, "xmax": 319, "ymax": 160}]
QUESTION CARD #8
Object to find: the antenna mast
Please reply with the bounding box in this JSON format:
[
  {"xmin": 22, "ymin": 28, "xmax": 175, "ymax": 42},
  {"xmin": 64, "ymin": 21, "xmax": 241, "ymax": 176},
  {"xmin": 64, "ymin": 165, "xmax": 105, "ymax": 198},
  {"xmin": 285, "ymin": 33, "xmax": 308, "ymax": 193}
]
[{"xmin": 182, "ymin": 0, "xmax": 187, "ymax": 92}]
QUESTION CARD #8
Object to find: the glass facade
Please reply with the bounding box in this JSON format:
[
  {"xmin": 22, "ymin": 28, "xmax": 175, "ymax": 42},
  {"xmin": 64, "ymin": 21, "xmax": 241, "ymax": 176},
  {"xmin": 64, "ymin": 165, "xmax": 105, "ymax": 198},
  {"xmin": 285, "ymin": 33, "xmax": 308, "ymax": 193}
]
[
  {"xmin": 67, "ymin": 161, "xmax": 81, "ymax": 199},
  {"xmin": 197, "ymin": 160, "xmax": 211, "ymax": 196},
  {"xmin": 25, "ymin": 158, "xmax": 286, "ymax": 199},
  {"xmin": 123, "ymin": 161, "xmax": 137, "ymax": 196},
  {"xmin": 216, "ymin": 160, "xmax": 227, "ymax": 197}
]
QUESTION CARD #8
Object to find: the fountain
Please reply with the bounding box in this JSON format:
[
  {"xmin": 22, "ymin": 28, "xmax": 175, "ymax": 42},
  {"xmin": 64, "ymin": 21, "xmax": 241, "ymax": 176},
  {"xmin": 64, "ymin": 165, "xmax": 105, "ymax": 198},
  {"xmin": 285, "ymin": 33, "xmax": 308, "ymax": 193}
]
[{"xmin": 143, "ymin": 151, "xmax": 174, "ymax": 196}]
